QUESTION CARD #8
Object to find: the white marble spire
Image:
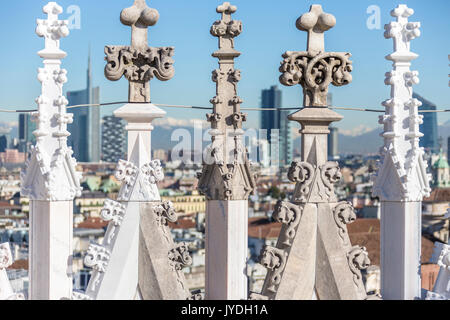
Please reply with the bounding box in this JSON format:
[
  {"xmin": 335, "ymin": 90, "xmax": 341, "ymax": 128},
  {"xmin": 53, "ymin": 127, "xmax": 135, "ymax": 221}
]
[
  {"xmin": 372, "ymin": 4, "xmax": 431, "ymax": 300},
  {"xmin": 21, "ymin": 2, "xmax": 81, "ymax": 300}
]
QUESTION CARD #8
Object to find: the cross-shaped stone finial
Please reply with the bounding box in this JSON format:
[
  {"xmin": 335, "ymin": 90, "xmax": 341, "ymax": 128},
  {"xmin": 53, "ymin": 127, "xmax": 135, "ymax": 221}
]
[
  {"xmin": 36, "ymin": 2, "xmax": 69, "ymax": 59},
  {"xmin": 211, "ymin": 2, "xmax": 242, "ymax": 50},
  {"xmin": 384, "ymin": 4, "xmax": 420, "ymax": 57},
  {"xmin": 296, "ymin": 5, "xmax": 336, "ymax": 55},
  {"xmin": 105, "ymin": 0, "xmax": 174, "ymax": 103}
]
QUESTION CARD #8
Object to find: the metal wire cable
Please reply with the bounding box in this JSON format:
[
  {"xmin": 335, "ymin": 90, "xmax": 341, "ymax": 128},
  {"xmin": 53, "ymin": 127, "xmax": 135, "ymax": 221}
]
[{"xmin": 0, "ymin": 101, "xmax": 448, "ymax": 113}]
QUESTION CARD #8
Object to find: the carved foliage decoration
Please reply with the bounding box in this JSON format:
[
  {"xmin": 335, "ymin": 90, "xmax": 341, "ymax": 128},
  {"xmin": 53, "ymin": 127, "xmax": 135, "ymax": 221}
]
[
  {"xmin": 259, "ymin": 246, "xmax": 287, "ymax": 293},
  {"xmin": 168, "ymin": 242, "xmax": 193, "ymax": 271},
  {"xmin": 280, "ymin": 51, "xmax": 352, "ymax": 106},
  {"xmin": 105, "ymin": 45, "xmax": 174, "ymax": 83},
  {"xmin": 114, "ymin": 159, "xmax": 164, "ymax": 201},
  {"xmin": 288, "ymin": 161, "xmax": 315, "ymax": 201},
  {"xmin": 84, "ymin": 244, "xmax": 111, "ymax": 291},
  {"xmin": 288, "ymin": 160, "xmax": 341, "ymax": 202},
  {"xmin": 272, "ymin": 201, "xmax": 303, "ymax": 246},
  {"xmin": 154, "ymin": 201, "xmax": 178, "ymax": 227},
  {"xmin": 333, "ymin": 201, "xmax": 356, "ymax": 244},
  {"xmin": 347, "ymin": 245, "xmax": 371, "ymax": 289},
  {"xmin": 101, "ymin": 199, "xmax": 126, "ymax": 244}
]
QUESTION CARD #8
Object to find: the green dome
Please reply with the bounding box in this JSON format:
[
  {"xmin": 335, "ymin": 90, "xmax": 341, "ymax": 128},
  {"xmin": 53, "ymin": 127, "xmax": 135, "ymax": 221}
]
[{"xmin": 433, "ymin": 151, "xmax": 449, "ymax": 169}]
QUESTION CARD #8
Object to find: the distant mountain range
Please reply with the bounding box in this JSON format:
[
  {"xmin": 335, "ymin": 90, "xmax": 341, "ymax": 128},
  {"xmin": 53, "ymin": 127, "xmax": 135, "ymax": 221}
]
[{"xmin": 5, "ymin": 117, "xmax": 450, "ymax": 156}]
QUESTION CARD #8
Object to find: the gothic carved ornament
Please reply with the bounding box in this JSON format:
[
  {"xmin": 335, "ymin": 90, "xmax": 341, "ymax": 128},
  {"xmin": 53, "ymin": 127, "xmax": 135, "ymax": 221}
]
[
  {"xmin": 115, "ymin": 159, "xmax": 164, "ymax": 201},
  {"xmin": 333, "ymin": 201, "xmax": 356, "ymax": 245},
  {"xmin": 259, "ymin": 246, "xmax": 287, "ymax": 294},
  {"xmin": 272, "ymin": 201, "xmax": 303, "ymax": 246},
  {"xmin": 347, "ymin": 246, "xmax": 371, "ymax": 290},
  {"xmin": 168, "ymin": 242, "xmax": 193, "ymax": 271},
  {"xmin": 288, "ymin": 160, "xmax": 341, "ymax": 203},
  {"xmin": 101, "ymin": 199, "xmax": 126, "ymax": 244}
]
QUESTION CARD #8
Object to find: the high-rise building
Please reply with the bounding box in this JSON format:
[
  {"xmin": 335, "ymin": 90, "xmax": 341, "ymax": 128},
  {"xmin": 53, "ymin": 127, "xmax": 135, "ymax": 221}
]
[
  {"xmin": 327, "ymin": 93, "xmax": 339, "ymax": 160},
  {"xmin": 101, "ymin": 115, "xmax": 126, "ymax": 163},
  {"xmin": 18, "ymin": 113, "xmax": 36, "ymax": 153},
  {"xmin": 260, "ymin": 86, "xmax": 292, "ymax": 166},
  {"xmin": 0, "ymin": 135, "xmax": 8, "ymax": 153},
  {"xmin": 447, "ymin": 137, "xmax": 450, "ymax": 164},
  {"xmin": 414, "ymin": 93, "xmax": 438, "ymax": 154},
  {"xmin": 328, "ymin": 127, "xmax": 339, "ymax": 160},
  {"xmin": 67, "ymin": 53, "xmax": 100, "ymax": 162}
]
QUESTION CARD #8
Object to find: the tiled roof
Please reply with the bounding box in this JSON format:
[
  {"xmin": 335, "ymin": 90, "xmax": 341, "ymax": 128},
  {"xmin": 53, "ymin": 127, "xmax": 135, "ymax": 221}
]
[
  {"xmin": 248, "ymin": 217, "xmax": 281, "ymax": 239},
  {"xmin": 423, "ymin": 188, "xmax": 450, "ymax": 202},
  {"xmin": 76, "ymin": 217, "xmax": 108, "ymax": 229},
  {"xmin": 169, "ymin": 218, "xmax": 196, "ymax": 229},
  {"xmin": 8, "ymin": 259, "xmax": 28, "ymax": 270}
]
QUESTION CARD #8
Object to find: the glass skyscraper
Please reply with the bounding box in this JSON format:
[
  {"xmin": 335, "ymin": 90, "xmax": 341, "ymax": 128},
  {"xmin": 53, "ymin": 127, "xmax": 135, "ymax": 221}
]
[
  {"xmin": 101, "ymin": 115, "xmax": 126, "ymax": 163},
  {"xmin": 414, "ymin": 93, "xmax": 439, "ymax": 154},
  {"xmin": 67, "ymin": 54, "xmax": 100, "ymax": 162},
  {"xmin": 18, "ymin": 113, "xmax": 36, "ymax": 153},
  {"xmin": 260, "ymin": 86, "xmax": 292, "ymax": 166}
]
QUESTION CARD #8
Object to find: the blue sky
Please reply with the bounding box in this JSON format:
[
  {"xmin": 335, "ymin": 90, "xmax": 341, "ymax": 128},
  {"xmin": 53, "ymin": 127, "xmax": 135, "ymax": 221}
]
[{"xmin": 0, "ymin": 0, "xmax": 448, "ymax": 133}]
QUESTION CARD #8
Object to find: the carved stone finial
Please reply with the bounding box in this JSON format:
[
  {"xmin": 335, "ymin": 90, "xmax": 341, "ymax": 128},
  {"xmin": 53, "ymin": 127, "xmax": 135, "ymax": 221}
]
[
  {"xmin": 197, "ymin": 3, "xmax": 255, "ymax": 201},
  {"xmin": 279, "ymin": 5, "xmax": 352, "ymax": 107},
  {"xmin": 36, "ymin": 2, "xmax": 69, "ymax": 59},
  {"xmin": 105, "ymin": 0, "xmax": 174, "ymax": 103},
  {"xmin": 384, "ymin": 4, "xmax": 420, "ymax": 58},
  {"xmin": 296, "ymin": 5, "xmax": 336, "ymax": 55}
]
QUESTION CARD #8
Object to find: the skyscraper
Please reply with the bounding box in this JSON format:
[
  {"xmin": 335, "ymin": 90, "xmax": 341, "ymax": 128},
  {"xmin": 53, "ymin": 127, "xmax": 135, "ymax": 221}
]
[
  {"xmin": 414, "ymin": 93, "xmax": 438, "ymax": 154},
  {"xmin": 101, "ymin": 115, "xmax": 126, "ymax": 163},
  {"xmin": 260, "ymin": 86, "xmax": 292, "ymax": 166},
  {"xmin": 67, "ymin": 53, "xmax": 100, "ymax": 162},
  {"xmin": 327, "ymin": 93, "xmax": 339, "ymax": 160},
  {"xmin": 18, "ymin": 113, "xmax": 36, "ymax": 153}
]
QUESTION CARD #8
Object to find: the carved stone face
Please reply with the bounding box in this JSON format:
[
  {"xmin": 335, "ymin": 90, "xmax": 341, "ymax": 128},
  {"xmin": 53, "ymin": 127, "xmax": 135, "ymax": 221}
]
[
  {"xmin": 338, "ymin": 204, "xmax": 356, "ymax": 224},
  {"xmin": 353, "ymin": 250, "xmax": 370, "ymax": 270},
  {"xmin": 273, "ymin": 201, "xmax": 293, "ymax": 224},
  {"xmin": 288, "ymin": 161, "xmax": 310, "ymax": 183},
  {"xmin": 260, "ymin": 249, "xmax": 280, "ymax": 271}
]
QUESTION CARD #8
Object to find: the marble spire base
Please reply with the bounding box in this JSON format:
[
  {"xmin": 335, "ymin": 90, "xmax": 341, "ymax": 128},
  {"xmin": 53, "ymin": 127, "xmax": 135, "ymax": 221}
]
[
  {"xmin": 205, "ymin": 200, "xmax": 248, "ymax": 300},
  {"xmin": 380, "ymin": 201, "xmax": 422, "ymax": 300},
  {"xmin": 139, "ymin": 202, "xmax": 191, "ymax": 300},
  {"xmin": 29, "ymin": 201, "xmax": 73, "ymax": 300}
]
